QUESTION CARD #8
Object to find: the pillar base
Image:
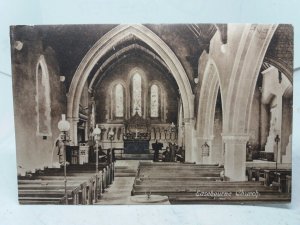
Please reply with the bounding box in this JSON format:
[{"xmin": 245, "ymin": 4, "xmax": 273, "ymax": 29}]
[
  {"xmin": 222, "ymin": 134, "xmax": 249, "ymax": 181},
  {"xmin": 184, "ymin": 119, "xmax": 195, "ymax": 162}
]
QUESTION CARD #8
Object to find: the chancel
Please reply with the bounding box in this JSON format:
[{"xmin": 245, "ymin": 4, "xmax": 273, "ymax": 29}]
[{"xmin": 11, "ymin": 24, "xmax": 293, "ymax": 204}]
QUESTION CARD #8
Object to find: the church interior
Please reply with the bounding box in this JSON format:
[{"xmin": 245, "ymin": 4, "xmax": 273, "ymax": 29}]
[{"xmin": 10, "ymin": 24, "xmax": 293, "ymax": 204}]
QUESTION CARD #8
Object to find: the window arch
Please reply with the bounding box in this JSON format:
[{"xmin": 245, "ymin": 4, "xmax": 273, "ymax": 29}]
[
  {"xmin": 115, "ymin": 84, "xmax": 124, "ymax": 117},
  {"xmin": 150, "ymin": 84, "xmax": 159, "ymax": 117},
  {"xmin": 132, "ymin": 72, "xmax": 142, "ymax": 116},
  {"xmin": 36, "ymin": 55, "xmax": 52, "ymax": 136}
]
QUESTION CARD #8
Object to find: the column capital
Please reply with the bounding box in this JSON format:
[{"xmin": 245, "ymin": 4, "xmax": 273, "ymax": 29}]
[
  {"xmin": 183, "ymin": 117, "xmax": 195, "ymax": 124},
  {"xmin": 222, "ymin": 133, "xmax": 249, "ymax": 144},
  {"xmin": 197, "ymin": 136, "xmax": 214, "ymax": 142},
  {"xmin": 68, "ymin": 117, "xmax": 79, "ymax": 123}
]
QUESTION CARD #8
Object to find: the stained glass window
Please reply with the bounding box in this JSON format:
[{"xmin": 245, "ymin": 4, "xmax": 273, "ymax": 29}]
[
  {"xmin": 150, "ymin": 84, "xmax": 159, "ymax": 117},
  {"xmin": 132, "ymin": 73, "xmax": 142, "ymax": 116},
  {"xmin": 115, "ymin": 84, "xmax": 124, "ymax": 117}
]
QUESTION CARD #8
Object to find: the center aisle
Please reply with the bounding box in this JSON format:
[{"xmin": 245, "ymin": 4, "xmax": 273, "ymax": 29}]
[{"xmin": 95, "ymin": 160, "xmax": 149, "ymax": 205}]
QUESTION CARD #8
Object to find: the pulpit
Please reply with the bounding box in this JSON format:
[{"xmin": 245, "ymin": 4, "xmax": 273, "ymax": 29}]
[{"xmin": 123, "ymin": 112, "xmax": 151, "ymax": 154}]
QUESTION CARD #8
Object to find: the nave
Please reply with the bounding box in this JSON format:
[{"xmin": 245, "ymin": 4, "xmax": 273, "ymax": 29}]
[{"xmin": 18, "ymin": 159, "xmax": 291, "ymax": 205}]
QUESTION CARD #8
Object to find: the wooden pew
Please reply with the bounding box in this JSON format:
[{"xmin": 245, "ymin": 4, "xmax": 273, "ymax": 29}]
[
  {"xmin": 18, "ymin": 181, "xmax": 85, "ymax": 205},
  {"xmin": 266, "ymin": 171, "xmax": 292, "ymax": 193},
  {"xmin": 35, "ymin": 173, "xmax": 101, "ymax": 204},
  {"xmin": 132, "ymin": 162, "xmax": 291, "ymax": 203},
  {"xmin": 18, "ymin": 162, "xmax": 115, "ymax": 205}
]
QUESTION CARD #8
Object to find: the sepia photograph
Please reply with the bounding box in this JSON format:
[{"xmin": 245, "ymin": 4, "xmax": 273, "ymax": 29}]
[{"xmin": 10, "ymin": 23, "xmax": 293, "ymax": 205}]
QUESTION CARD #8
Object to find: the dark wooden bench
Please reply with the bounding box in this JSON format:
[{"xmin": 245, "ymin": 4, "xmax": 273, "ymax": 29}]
[
  {"xmin": 264, "ymin": 170, "xmax": 292, "ymax": 193},
  {"xmin": 18, "ymin": 181, "xmax": 86, "ymax": 205},
  {"xmin": 18, "ymin": 162, "xmax": 115, "ymax": 205},
  {"xmin": 132, "ymin": 163, "xmax": 291, "ymax": 203}
]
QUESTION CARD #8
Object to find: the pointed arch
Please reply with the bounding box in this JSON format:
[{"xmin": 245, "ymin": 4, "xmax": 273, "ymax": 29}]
[
  {"xmin": 88, "ymin": 43, "xmax": 169, "ymax": 91},
  {"xmin": 194, "ymin": 55, "xmax": 224, "ymax": 164},
  {"xmin": 35, "ymin": 55, "xmax": 52, "ymax": 136},
  {"xmin": 224, "ymin": 24, "xmax": 278, "ymax": 135},
  {"xmin": 196, "ymin": 57, "xmax": 223, "ymax": 138},
  {"xmin": 67, "ymin": 24, "xmax": 194, "ymax": 144}
]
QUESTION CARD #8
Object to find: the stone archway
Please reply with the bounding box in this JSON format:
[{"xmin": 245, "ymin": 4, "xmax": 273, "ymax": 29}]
[
  {"xmin": 67, "ymin": 25, "xmax": 194, "ymax": 158},
  {"xmin": 222, "ymin": 24, "xmax": 278, "ymax": 180},
  {"xmin": 224, "ymin": 24, "xmax": 278, "ymax": 135},
  {"xmin": 195, "ymin": 56, "xmax": 223, "ymax": 164},
  {"xmin": 88, "ymin": 43, "xmax": 169, "ymax": 91}
]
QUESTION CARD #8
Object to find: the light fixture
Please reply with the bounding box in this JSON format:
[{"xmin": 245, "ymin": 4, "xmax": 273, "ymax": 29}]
[
  {"xmin": 60, "ymin": 76, "xmax": 65, "ymax": 82},
  {"xmin": 14, "ymin": 41, "xmax": 23, "ymax": 51},
  {"xmin": 108, "ymin": 130, "xmax": 115, "ymax": 163},
  {"xmin": 57, "ymin": 114, "xmax": 70, "ymax": 205},
  {"xmin": 274, "ymin": 134, "xmax": 280, "ymax": 175},
  {"xmin": 58, "ymin": 114, "xmax": 70, "ymax": 132},
  {"xmin": 93, "ymin": 124, "xmax": 101, "ymax": 137},
  {"xmin": 93, "ymin": 125, "xmax": 101, "ymax": 175}
]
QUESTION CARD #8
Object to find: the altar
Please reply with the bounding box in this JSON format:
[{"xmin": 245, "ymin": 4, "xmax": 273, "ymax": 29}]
[
  {"xmin": 123, "ymin": 112, "xmax": 151, "ymax": 154},
  {"xmin": 124, "ymin": 140, "xmax": 149, "ymax": 154}
]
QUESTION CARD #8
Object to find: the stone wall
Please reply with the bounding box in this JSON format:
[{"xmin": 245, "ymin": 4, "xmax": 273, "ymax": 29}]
[
  {"xmin": 11, "ymin": 27, "xmax": 67, "ymax": 174},
  {"xmin": 94, "ymin": 55, "xmax": 179, "ymax": 124},
  {"xmin": 281, "ymin": 96, "xmax": 292, "ymax": 156},
  {"xmin": 265, "ymin": 24, "xmax": 293, "ymax": 80}
]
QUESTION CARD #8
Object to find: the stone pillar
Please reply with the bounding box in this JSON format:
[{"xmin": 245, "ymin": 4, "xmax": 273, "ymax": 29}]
[
  {"xmin": 195, "ymin": 137, "xmax": 202, "ymax": 163},
  {"xmin": 206, "ymin": 136, "xmax": 215, "ymax": 164},
  {"xmin": 184, "ymin": 118, "xmax": 194, "ymax": 162},
  {"xmin": 177, "ymin": 125, "xmax": 184, "ymax": 147},
  {"xmin": 177, "ymin": 103, "xmax": 184, "ymax": 147},
  {"xmin": 68, "ymin": 117, "xmax": 79, "ymax": 146},
  {"xmin": 222, "ymin": 134, "xmax": 249, "ymax": 181}
]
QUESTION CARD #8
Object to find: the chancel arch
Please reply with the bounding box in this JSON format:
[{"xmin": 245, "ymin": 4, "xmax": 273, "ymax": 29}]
[
  {"xmin": 88, "ymin": 43, "xmax": 169, "ymax": 91},
  {"xmin": 67, "ymin": 24, "xmax": 194, "ymax": 155}
]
